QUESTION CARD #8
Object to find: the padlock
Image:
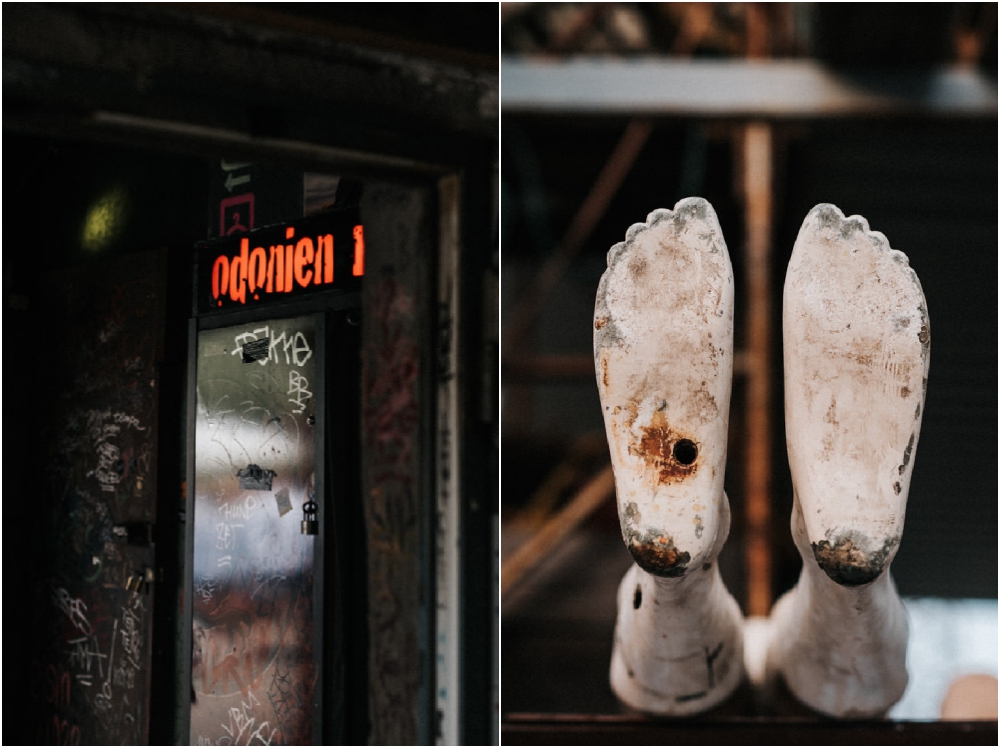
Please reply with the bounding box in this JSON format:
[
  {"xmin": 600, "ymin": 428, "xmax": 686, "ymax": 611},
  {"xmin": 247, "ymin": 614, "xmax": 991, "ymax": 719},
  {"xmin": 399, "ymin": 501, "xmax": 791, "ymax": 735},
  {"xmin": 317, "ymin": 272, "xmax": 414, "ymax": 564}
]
[
  {"xmin": 301, "ymin": 500, "xmax": 319, "ymax": 535},
  {"xmin": 125, "ymin": 568, "xmax": 152, "ymax": 594}
]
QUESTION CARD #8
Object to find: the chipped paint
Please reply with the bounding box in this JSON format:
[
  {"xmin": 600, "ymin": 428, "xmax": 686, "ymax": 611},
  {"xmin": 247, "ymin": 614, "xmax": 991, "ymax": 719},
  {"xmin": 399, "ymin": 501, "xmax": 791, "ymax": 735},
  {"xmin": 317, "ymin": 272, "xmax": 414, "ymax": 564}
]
[
  {"xmin": 624, "ymin": 529, "xmax": 691, "ymax": 577},
  {"xmin": 769, "ymin": 203, "xmax": 922, "ymax": 717},
  {"xmin": 600, "ymin": 199, "xmax": 743, "ymax": 717},
  {"xmin": 812, "ymin": 532, "xmax": 899, "ymax": 586},
  {"xmin": 898, "ymin": 432, "xmax": 915, "ymax": 475}
]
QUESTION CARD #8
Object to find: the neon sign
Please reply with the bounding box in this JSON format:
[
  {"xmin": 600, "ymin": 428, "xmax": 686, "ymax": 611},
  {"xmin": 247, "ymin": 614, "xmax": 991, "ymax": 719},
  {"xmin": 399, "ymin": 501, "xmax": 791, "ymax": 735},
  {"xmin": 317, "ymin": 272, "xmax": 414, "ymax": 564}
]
[{"xmin": 197, "ymin": 210, "xmax": 363, "ymax": 312}]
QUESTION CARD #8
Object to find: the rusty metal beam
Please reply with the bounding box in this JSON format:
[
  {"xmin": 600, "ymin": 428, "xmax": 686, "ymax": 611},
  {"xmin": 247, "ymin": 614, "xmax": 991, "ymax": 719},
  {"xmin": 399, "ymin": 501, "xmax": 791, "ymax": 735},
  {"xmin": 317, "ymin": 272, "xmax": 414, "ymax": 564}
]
[
  {"xmin": 502, "ymin": 118, "xmax": 653, "ymax": 352},
  {"xmin": 742, "ymin": 121, "xmax": 773, "ymax": 618}
]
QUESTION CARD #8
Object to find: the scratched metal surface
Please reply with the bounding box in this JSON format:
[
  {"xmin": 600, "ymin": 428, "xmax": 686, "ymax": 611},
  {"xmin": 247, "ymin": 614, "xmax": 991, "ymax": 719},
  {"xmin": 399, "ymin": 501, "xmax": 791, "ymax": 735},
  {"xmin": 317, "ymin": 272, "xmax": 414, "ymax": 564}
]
[
  {"xmin": 190, "ymin": 315, "xmax": 318, "ymax": 745},
  {"xmin": 30, "ymin": 251, "xmax": 164, "ymax": 745}
]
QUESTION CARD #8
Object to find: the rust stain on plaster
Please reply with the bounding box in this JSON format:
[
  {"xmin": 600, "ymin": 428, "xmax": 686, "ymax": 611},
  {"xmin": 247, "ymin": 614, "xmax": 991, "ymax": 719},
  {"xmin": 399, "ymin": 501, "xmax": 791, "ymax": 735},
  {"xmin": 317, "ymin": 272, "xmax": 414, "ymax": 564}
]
[
  {"xmin": 621, "ymin": 501, "xmax": 691, "ymax": 577},
  {"xmin": 628, "ymin": 532, "xmax": 692, "ymax": 577},
  {"xmin": 595, "ymin": 316, "xmax": 607, "ymax": 330},
  {"xmin": 812, "ymin": 533, "xmax": 897, "ymax": 586},
  {"xmin": 628, "ymin": 409, "xmax": 699, "ymax": 485},
  {"xmin": 628, "ymin": 255, "xmax": 648, "ymax": 277},
  {"xmin": 824, "ymin": 397, "xmax": 838, "ymax": 427},
  {"xmin": 691, "ymin": 386, "xmax": 718, "ymax": 419}
]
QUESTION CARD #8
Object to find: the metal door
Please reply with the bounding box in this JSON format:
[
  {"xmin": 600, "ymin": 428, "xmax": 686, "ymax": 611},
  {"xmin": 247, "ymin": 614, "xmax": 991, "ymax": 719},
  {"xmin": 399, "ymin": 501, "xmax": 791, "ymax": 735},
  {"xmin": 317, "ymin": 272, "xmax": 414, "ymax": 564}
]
[{"xmin": 190, "ymin": 315, "xmax": 320, "ymax": 745}]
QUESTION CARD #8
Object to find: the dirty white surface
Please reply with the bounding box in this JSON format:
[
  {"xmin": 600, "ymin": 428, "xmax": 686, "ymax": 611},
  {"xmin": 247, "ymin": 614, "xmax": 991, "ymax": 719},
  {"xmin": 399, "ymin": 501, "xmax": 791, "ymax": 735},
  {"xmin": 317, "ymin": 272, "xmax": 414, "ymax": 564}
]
[
  {"xmin": 890, "ymin": 597, "xmax": 999, "ymax": 719},
  {"xmin": 593, "ymin": 198, "xmax": 744, "ymax": 714},
  {"xmin": 609, "ymin": 560, "xmax": 745, "ymax": 715},
  {"xmin": 783, "ymin": 203, "xmax": 929, "ymax": 575},
  {"xmin": 504, "ymin": 522, "xmax": 997, "ymax": 718},
  {"xmin": 594, "ymin": 197, "xmax": 734, "ymax": 576},
  {"xmin": 768, "ymin": 204, "xmax": 929, "ymax": 717},
  {"xmin": 747, "ymin": 597, "xmax": 998, "ymax": 718}
]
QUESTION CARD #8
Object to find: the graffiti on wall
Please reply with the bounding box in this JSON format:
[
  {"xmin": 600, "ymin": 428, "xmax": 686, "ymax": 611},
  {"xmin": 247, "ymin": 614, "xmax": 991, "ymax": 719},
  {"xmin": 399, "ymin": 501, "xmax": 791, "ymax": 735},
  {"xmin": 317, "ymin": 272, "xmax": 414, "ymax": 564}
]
[
  {"xmin": 362, "ymin": 275, "xmax": 422, "ymax": 743},
  {"xmin": 32, "ymin": 252, "xmax": 162, "ymax": 745}
]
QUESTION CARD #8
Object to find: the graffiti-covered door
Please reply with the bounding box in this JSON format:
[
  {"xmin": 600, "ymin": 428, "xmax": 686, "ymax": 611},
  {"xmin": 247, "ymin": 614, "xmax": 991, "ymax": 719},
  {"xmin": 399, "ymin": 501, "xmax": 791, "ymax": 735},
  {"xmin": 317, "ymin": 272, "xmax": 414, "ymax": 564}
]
[
  {"xmin": 29, "ymin": 251, "xmax": 164, "ymax": 746},
  {"xmin": 190, "ymin": 315, "xmax": 320, "ymax": 745}
]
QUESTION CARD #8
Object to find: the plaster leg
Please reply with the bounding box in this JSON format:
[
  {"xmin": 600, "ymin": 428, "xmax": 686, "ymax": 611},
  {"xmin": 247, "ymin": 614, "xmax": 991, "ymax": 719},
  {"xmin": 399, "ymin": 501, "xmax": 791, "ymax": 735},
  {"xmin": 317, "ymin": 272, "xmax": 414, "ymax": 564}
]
[
  {"xmin": 768, "ymin": 204, "xmax": 930, "ymax": 717},
  {"xmin": 595, "ymin": 198, "xmax": 743, "ymax": 715}
]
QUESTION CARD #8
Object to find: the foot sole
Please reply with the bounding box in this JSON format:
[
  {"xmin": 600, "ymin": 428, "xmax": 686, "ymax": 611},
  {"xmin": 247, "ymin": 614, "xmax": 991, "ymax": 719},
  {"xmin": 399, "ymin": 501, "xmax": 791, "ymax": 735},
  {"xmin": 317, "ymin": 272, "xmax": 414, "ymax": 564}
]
[{"xmin": 595, "ymin": 197, "xmax": 735, "ymax": 576}]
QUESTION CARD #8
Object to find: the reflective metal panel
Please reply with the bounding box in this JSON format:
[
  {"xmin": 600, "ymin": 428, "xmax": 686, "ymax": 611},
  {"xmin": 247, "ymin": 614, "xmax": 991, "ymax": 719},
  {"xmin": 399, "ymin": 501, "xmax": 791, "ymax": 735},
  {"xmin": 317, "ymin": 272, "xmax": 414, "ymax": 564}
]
[{"xmin": 191, "ymin": 315, "xmax": 317, "ymax": 746}]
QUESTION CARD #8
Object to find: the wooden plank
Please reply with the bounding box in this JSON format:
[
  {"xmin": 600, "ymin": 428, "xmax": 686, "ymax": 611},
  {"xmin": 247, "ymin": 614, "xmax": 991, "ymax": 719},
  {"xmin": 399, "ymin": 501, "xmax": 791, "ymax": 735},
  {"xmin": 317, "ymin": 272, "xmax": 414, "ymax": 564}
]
[
  {"xmin": 501, "ymin": 466, "xmax": 615, "ymax": 599},
  {"xmin": 501, "ymin": 714, "xmax": 999, "ymax": 746}
]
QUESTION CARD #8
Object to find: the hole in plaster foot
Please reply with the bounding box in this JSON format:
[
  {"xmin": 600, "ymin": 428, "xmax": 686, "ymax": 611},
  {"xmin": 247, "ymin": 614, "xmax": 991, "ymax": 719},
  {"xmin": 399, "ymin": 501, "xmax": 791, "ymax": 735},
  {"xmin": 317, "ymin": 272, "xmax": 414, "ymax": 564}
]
[{"xmin": 673, "ymin": 439, "xmax": 698, "ymax": 466}]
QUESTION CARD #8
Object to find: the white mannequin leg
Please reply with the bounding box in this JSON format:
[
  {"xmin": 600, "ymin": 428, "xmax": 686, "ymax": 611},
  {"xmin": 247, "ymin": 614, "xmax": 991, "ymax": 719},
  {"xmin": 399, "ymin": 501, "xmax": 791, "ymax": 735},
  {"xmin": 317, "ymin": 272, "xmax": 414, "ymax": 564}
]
[
  {"xmin": 609, "ymin": 501, "xmax": 744, "ymax": 714},
  {"xmin": 768, "ymin": 204, "xmax": 929, "ymax": 717},
  {"xmin": 595, "ymin": 197, "xmax": 744, "ymax": 715}
]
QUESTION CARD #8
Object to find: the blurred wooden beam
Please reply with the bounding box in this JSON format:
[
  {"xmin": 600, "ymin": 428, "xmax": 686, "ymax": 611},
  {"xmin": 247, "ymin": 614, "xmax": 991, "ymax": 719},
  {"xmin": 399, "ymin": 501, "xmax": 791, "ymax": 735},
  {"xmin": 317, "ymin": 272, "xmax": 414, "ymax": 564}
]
[
  {"xmin": 502, "ymin": 118, "xmax": 652, "ymax": 352},
  {"xmin": 501, "ymin": 58, "xmax": 998, "ymax": 118},
  {"xmin": 501, "ymin": 465, "xmax": 615, "ymax": 599}
]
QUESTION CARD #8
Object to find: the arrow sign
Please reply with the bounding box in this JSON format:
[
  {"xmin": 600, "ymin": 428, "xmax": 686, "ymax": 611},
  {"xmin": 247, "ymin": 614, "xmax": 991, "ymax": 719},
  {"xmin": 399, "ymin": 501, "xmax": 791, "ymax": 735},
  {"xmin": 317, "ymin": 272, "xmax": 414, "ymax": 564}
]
[{"xmin": 225, "ymin": 172, "xmax": 251, "ymax": 192}]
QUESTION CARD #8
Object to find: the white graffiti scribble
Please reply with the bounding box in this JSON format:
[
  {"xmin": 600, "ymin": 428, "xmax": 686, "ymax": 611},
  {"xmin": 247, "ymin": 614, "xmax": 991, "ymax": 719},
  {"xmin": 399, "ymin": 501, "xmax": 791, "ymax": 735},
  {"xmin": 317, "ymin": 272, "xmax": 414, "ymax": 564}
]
[
  {"xmin": 196, "ymin": 575, "xmax": 217, "ymax": 603},
  {"xmin": 66, "ymin": 635, "xmax": 107, "ymax": 678},
  {"xmin": 91, "ymin": 441, "xmax": 121, "ymax": 492},
  {"xmin": 287, "ymin": 371, "xmax": 312, "ymax": 414},
  {"xmin": 113, "ymin": 663, "xmax": 136, "ymax": 689},
  {"xmin": 53, "ymin": 587, "xmax": 93, "ymax": 635},
  {"xmin": 216, "ymin": 522, "xmax": 243, "ymax": 551},
  {"xmin": 120, "ymin": 605, "xmax": 142, "ymax": 669},
  {"xmin": 83, "ymin": 409, "xmax": 146, "ymax": 493},
  {"xmin": 220, "ymin": 496, "xmax": 258, "ymax": 521},
  {"xmin": 232, "ymin": 326, "xmax": 312, "ymax": 368},
  {"xmin": 220, "ymin": 691, "xmax": 278, "ymax": 745}
]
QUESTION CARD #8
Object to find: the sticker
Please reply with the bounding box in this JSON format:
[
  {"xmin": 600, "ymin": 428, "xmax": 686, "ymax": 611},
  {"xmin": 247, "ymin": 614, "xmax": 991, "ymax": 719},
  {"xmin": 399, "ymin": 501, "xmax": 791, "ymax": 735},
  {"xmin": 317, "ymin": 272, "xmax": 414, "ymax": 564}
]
[
  {"xmin": 274, "ymin": 487, "xmax": 292, "ymax": 517},
  {"xmin": 220, "ymin": 193, "xmax": 254, "ymax": 236},
  {"xmin": 242, "ymin": 337, "xmax": 270, "ymax": 363},
  {"xmin": 237, "ymin": 463, "xmax": 276, "ymax": 491}
]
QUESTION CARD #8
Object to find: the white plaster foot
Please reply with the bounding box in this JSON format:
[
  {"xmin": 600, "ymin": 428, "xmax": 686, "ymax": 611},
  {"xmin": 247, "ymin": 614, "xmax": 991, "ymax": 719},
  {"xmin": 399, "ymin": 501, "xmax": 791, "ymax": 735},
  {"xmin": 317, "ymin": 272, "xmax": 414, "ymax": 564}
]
[
  {"xmin": 595, "ymin": 198, "xmax": 743, "ymax": 715},
  {"xmin": 609, "ymin": 516, "xmax": 745, "ymax": 715},
  {"xmin": 768, "ymin": 204, "xmax": 930, "ymax": 717}
]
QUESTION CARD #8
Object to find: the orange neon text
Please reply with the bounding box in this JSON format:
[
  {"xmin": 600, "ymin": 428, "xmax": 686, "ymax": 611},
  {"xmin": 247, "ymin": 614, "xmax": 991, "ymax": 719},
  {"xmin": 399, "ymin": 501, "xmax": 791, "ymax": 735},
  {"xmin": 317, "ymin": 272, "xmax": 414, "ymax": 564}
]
[
  {"xmin": 211, "ymin": 224, "xmax": 364, "ymax": 306},
  {"xmin": 352, "ymin": 225, "xmax": 365, "ymax": 277}
]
